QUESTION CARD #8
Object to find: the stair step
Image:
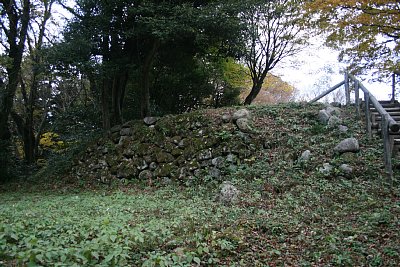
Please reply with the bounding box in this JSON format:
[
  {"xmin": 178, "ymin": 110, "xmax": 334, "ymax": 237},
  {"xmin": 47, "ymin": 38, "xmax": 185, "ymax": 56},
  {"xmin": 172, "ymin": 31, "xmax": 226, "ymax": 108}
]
[
  {"xmin": 376, "ymin": 128, "xmax": 400, "ymax": 136},
  {"xmin": 378, "ymin": 100, "xmax": 399, "ymax": 104},
  {"xmin": 379, "ymin": 103, "xmax": 400, "ymax": 108},
  {"xmin": 373, "ymin": 115, "xmax": 400, "ymax": 121},
  {"xmin": 371, "ymin": 111, "xmax": 400, "ymax": 117},
  {"xmin": 370, "ymin": 107, "xmax": 400, "ymax": 112}
]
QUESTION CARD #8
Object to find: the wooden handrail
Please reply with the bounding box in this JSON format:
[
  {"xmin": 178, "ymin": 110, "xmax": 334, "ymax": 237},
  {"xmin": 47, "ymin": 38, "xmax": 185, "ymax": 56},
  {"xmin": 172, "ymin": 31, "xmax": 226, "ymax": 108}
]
[
  {"xmin": 309, "ymin": 71, "xmax": 398, "ymax": 184},
  {"xmin": 348, "ymin": 73, "xmax": 400, "ymax": 132},
  {"xmin": 309, "ymin": 81, "xmax": 345, "ymax": 104}
]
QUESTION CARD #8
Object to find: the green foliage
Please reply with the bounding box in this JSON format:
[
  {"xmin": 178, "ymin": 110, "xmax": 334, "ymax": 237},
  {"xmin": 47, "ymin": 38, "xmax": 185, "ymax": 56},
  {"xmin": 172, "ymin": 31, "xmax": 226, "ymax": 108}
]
[
  {"xmin": 0, "ymin": 188, "xmax": 245, "ymax": 266},
  {"xmin": 0, "ymin": 140, "xmax": 14, "ymax": 183},
  {"xmin": 305, "ymin": 0, "xmax": 400, "ymax": 79},
  {"xmin": 1, "ymin": 103, "xmax": 400, "ymax": 266}
]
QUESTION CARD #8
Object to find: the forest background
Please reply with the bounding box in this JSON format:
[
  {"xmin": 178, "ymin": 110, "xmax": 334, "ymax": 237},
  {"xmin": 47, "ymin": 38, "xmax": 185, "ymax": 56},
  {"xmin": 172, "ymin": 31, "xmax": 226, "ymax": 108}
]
[{"xmin": 0, "ymin": 0, "xmax": 399, "ymax": 180}]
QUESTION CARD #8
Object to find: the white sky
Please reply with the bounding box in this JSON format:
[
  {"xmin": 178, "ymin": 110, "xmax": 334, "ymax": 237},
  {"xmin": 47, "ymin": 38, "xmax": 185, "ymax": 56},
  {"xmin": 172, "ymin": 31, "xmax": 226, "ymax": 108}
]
[{"xmin": 272, "ymin": 38, "xmax": 394, "ymax": 102}]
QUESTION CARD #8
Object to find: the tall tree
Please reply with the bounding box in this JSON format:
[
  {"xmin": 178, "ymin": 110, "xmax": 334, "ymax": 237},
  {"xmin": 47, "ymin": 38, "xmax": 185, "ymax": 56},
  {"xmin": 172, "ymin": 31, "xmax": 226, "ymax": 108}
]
[
  {"xmin": 242, "ymin": 0, "xmax": 305, "ymax": 105},
  {"xmin": 11, "ymin": 0, "xmax": 56, "ymax": 163},
  {"xmin": 0, "ymin": 0, "xmax": 31, "ymax": 140},
  {"xmin": 305, "ymin": 0, "xmax": 400, "ymax": 79},
  {"xmin": 62, "ymin": 0, "xmax": 243, "ymax": 127}
]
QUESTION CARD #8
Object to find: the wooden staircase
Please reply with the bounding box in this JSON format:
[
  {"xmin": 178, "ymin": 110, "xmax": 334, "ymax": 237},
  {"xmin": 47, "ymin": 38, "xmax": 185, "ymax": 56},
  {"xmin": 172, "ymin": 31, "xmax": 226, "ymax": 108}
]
[
  {"xmin": 370, "ymin": 100, "xmax": 400, "ymax": 154},
  {"xmin": 311, "ymin": 71, "xmax": 399, "ymax": 182}
]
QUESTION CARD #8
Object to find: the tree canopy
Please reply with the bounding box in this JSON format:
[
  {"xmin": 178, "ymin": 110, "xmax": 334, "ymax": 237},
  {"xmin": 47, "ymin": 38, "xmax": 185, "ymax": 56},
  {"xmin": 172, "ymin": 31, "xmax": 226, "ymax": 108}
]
[
  {"xmin": 306, "ymin": 0, "xmax": 400, "ymax": 79},
  {"xmin": 241, "ymin": 0, "xmax": 305, "ymax": 104},
  {"xmin": 0, "ymin": 0, "xmax": 311, "ymax": 174}
]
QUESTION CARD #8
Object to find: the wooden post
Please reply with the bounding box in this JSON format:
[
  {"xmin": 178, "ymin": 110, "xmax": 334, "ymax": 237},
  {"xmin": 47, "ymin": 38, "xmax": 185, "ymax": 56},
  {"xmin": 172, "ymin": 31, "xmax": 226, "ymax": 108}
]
[
  {"xmin": 355, "ymin": 80, "xmax": 360, "ymax": 117},
  {"xmin": 382, "ymin": 114, "xmax": 393, "ymax": 186},
  {"xmin": 345, "ymin": 72, "xmax": 350, "ymax": 106},
  {"xmin": 364, "ymin": 92, "xmax": 372, "ymax": 138},
  {"xmin": 392, "ymin": 73, "xmax": 396, "ymax": 104}
]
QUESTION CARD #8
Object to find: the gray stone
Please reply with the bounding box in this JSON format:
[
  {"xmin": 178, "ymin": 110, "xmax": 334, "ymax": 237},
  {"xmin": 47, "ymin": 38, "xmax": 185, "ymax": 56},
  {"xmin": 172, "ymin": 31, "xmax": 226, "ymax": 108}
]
[
  {"xmin": 318, "ymin": 110, "xmax": 330, "ymax": 124},
  {"xmin": 299, "ymin": 150, "xmax": 311, "ymax": 162},
  {"xmin": 194, "ymin": 169, "xmax": 203, "ymax": 177},
  {"xmin": 200, "ymin": 159, "xmax": 212, "ymax": 168},
  {"xmin": 212, "ymin": 157, "xmax": 225, "ymax": 168},
  {"xmin": 98, "ymin": 160, "xmax": 107, "ymax": 167},
  {"xmin": 178, "ymin": 139, "xmax": 186, "ymax": 148},
  {"xmin": 144, "ymin": 117, "xmax": 158, "ymax": 126},
  {"xmin": 110, "ymin": 125, "xmax": 121, "ymax": 133},
  {"xmin": 236, "ymin": 118, "xmax": 253, "ymax": 133},
  {"xmin": 226, "ymin": 154, "xmax": 237, "ymax": 163},
  {"xmin": 178, "ymin": 167, "xmax": 189, "ymax": 180},
  {"xmin": 120, "ymin": 128, "xmax": 132, "ymax": 136},
  {"xmin": 326, "ymin": 106, "xmax": 341, "ymax": 116},
  {"xmin": 334, "ymin": 138, "xmax": 360, "ymax": 154},
  {"xmin": 218, "ymin": 181, "xmax": 239, "ymax": 204},
  {"xmin": 137, "ymin": 160, "xmax": 148, "ymax": 171},
  {"xmin": 171, "ymin": 136, "xmax": 182, "ymax": 145},
  {"xmin": 232, "ymin": 109, "xmax": 251, "ymax": 121},
  {"xmin": 138, "ymin": 170, "xmax": 153, "ymax": 180},
  {"xmin": 222, "ymin": 114, "xmax": 232, "ymax": 123},
  {"xmin": 161, "ymin": 177, "xmax": 172, "ymax": 185},
  {"xmin": 149, "ymin": 162, "xmax": 157, "ymax": 171},
  {"xmin": 198, "ymin": 149, "xmax": 213, "ymax": 161},
  {"xmin": 118, "ymin": 136, "xmax": 130, "ymax": 146},
  {"xmin": 339, "ymin": 164, "xmax": 353, "ymax": 175},
  {"xmin": 338, "ymin": 125, "xmax": 348, "ymax": 133},
  {"xmin": 328, "ymin": 115, "xmax": 342, "ymax": 126},
  {"xmin": 209, "ymin": 167, "xmax": 221, "ymax": 178},
  {"xmin": 319, "ymin": 163, "xmax": 333, "ymax": 175}
]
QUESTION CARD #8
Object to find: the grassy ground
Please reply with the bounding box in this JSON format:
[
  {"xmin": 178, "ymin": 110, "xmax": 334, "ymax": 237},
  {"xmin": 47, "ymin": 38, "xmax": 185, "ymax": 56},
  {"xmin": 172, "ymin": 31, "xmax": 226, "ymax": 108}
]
[{"xmin": 1, "ymin": 103, "xmax": 399, "ymax": 266}]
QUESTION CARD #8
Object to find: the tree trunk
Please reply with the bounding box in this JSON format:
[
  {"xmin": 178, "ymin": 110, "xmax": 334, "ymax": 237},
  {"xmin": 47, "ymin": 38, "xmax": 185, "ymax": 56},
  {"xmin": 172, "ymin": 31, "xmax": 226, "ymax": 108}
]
[
  {"xmin": 111, "ymin": 72, "xmax": 128, "ymax": 126},
  {"xmin": 0, "ymin": 0, "xmax": 31, "ymax": 140},
  {"xmin": 11, "ymin": 111, "xmax": 35, "ymax": 163},
  {"xmin": 244, "ymin": 81, "xmax": 263, "ymax": 105},
  {"xmin": 101, "ymin": 79, "xmax": 112, "ymax": 130},
  {"xmin": 140, "ymin": 39, "xmax": 160, "ymax": 118}
]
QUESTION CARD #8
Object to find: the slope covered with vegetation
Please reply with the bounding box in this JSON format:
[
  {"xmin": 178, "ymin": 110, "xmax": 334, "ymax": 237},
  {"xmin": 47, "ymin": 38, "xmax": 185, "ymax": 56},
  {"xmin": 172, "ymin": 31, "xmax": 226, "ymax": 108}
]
[{"xmin": 1, "ymin": 103, "xmax": 399, "ymax": 266}]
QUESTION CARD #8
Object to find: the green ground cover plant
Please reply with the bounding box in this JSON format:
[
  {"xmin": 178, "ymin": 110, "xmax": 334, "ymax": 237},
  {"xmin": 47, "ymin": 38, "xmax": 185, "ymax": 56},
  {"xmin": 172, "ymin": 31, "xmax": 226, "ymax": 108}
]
[{"xmin": 1, "ymin": 103, "xmax": 399, "ymax": 266}]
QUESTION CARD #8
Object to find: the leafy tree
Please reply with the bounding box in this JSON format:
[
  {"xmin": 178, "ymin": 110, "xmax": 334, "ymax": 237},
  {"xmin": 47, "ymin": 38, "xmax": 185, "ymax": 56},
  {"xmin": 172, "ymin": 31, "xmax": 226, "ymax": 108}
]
[
  {"xmin": 0, "ymin": 0, "xmax": 31, "ymax": 140},
  {"xmin": 204, "ymin": 57, "xmax": 245, "ymax": 108},
  {"xmin": 61, "ymin": 0, "xmax": 243, "ymax": 128},
  {"xmin": 11, "ymin": 0, "xmax": 56, "ymax": 163},
  {"xmin": 305, "ymin": 0, "xmax": 400, "ymax": 79},
  {"xmin": 248, "ymin": 73, "xmax": 296, "ymax": 104},
  {"xmin": 241, "ymin": 0, "xmax": 306, "ymax": 105}
]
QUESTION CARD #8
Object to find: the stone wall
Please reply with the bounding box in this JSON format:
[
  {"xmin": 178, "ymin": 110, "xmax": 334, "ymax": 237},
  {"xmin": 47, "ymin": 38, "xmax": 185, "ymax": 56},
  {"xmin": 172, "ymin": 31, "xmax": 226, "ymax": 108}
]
[{"xmin": 72, "ymin": 109, "xmax": 263, "ymax": 184}]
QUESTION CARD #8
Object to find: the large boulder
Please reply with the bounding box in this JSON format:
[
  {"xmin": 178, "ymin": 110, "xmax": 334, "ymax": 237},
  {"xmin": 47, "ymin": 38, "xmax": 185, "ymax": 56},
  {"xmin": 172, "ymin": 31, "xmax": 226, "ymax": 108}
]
[
  {"xmin": 339, "ymin": 164, "xmax": 353, "ymax": 175},
  {"xmin": 334, "ymin": 138, "xmax": 360, "ymax": 154},
  {"xmin": 236, "ymin": 118, "xmax": 254, "ymax": 133},
  {"xmin": 338, "ymin": 125, "xmax": 349, "ymax": 133},
  {"xmin": 328, "ymin": 115, "xmax": 342, "ymax": 127},
  {"xmin": 232, "ymin": 109, "xmax": 251, "ymax": 121},
  {"xmin": 326, "ymin": 106, "xmax": 341, "ymax": 116},
  {"xmin": 221, "ymin": 114, "xmax": 232, "ymax": 123},
  {"xmin": 319, "ymin": 163, "xmax": 333, "ymax": 175},
  {"xmin": 318, "ymin": 110, "xmax": 330, "ymax": 124},
  {"xmin": 144, "ymin": 117, "xmax": 158, "ymax": 126},
  {"xmin": 218, "ymin": 181, "xmax": 239, "ymax": 205}
]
